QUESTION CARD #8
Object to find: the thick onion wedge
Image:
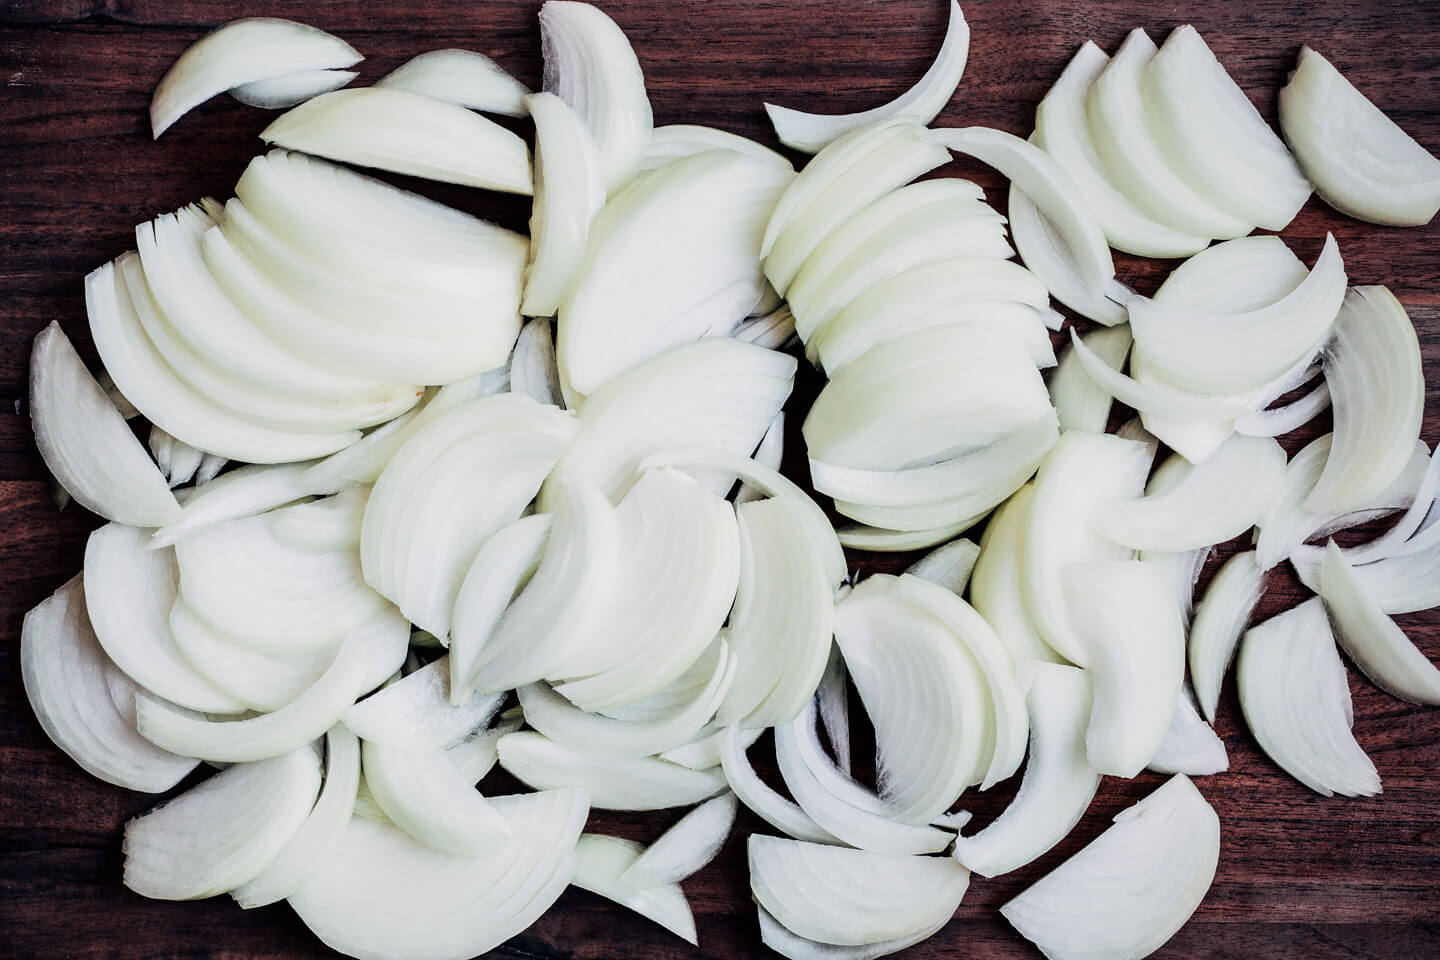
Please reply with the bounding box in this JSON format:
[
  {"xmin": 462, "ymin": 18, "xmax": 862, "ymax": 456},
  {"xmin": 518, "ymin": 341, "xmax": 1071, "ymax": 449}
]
[
  {"xmin": 361, "ymin": 738, "xmax": 510, "ymax": 854},
  {"xmin": 720, "ymin": 726, "xmax": 837, "ymax": 844},
  {"xmin": 1006, "ymin": 184, "xmax": 1129, "ymax": 326},
  {"xmin": 1048, "ymin": 324, "xmax": 1132, "ymax": 434},
  {"xmin": 522, "ymin": 93, "xmax": 605, "ymax": 318},
  {"xmin": 952, "ymin": 663, "xmax": 1099, "ymax": 877},
  {"xmin": 498, "ymin": 731, "xmax": 726, "ymax": 810},
  {"xmin": 1001, "ymin": 775, "xmax": 1220, "ymax": 960},
  {"xmin": 30, "ymin": 321, "xmax": 180, "ymax": 526},
  {"xmin": 261, "ymin": 88, "xmax": 533, "ymax": 193},
  {"xmin": 764, "ymin": 0, "xmax": 968, "ymax": 153},
  {"xmin": 150, "ymin": 18, "xmax": 361, "ymax": 137},
  {"xmin": 21, "ymin": 576, "xmax": 199, "ymax": 793},
  {"xmin": 620, "ymin": 792, "xmax": 737, "ymax": 889},
  {"xmin": 376, "ymin": 49, "xmax": 530, "ymax": 116},
  {"xmin": 288, "ymin": 790, "xmax": 588, "ymax": 960},
  {"xmin": 749, "ymin": 836, "xmax": 970, "ymax": 947},
  {"xmin": 1147, "ymin": 685, "xmax": 1229, "ymax": 776},
  {"xmin": 343, "ymin": 657, "xmax": 505, "ymax": 750},
  {"xmin": 969, "ymin": 485, "xmax": 1064, "ymax": 666},
  {"xmin": 229, "ymin": 68, "xmax": 356, "ymax": 109},
  {"xmin": 1189, "ymin": 550, "xmax": 1267, "ymax": 723},
  {"xmin": 1305, "ymin": 286, "xmax": 1424, "ymax": 514},
  {"xmin": 572, "ymin": 835, "xmax": 697, "ymax": 944},
  {"xmin": 124, "ymin": 747, "xmax": 321, "ymax": 900},
  {"xmin": 1238, "ymin": 599, "xmax": 1380, "ymax": 797}
]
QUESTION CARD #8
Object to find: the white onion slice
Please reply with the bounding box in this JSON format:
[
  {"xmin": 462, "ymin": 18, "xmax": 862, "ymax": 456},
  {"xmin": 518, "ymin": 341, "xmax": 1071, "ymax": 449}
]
[
  {"xmin": 736, "ymin": 411, "xmax": 785, "ymax": 505},
  {"xmin": 376, "ymin": 48, "xmax": 530, "ymax": 116},
  {"xmin": 1238, "ymin": 598, "xmax": 1380, "ymax": 797},
  {"xmin": 1001, "ymin": 774, "xmax": 1220, "ymax": 960},
  {"xmin": 1144, "ymin": 26, "xmax": 1312, "ymax": 231},
  {"xmin": 342, "ymin": 656, "xmax": 505, "ymax": 750},
  {"xmin": 124, "ymin": 746, "xmax": 320, "ymax": 899},
  {"xmin": 1189, "ymin": 549, "xmax": 1266, "ymax": 723},
  {"xmin": 1147, "ymin": 684, "xmax": 1229, "ymax": 776},
  {"xmin": 930, "ymin": 125, "xmax": 1114, "ymax": 293},
  {"xmin": 1305, "ymin": 286, "xmax": 1424, "ymax": 514},
  {"xmin": 289, "ymin": 789, "xmax": 588, "ymax": 960},
  {"xmin": 641, "ymin": 124, "xmax": 791, "ymax": 171},
  {"xmin": 1235, "ymin": 380, "xmax": 1332, "ymax": 437},
  {"xmin": 720, "ymin": 726, "xmax": 837, "ymax": 844},
  {"xmin": 150, "ymin": 18, "xmax": 361, "ymax": 136},
  {"xmin": 572, "ymin": 835, "xmax": 697, "ymax": 944},
  {"xmin": 749, "ymin": 836, "xmax": 970, "ymax": 947},
  {"xmin": 1320, "ymin": 542, "xmax": 1440, "ymax": 705},
  {"xmin": 21, "ymin": 576, "xmax": 199, "ymax": 792},
  {"xmin": 1296, "ymin": 445, "xmax": 1440, "ymax": 568},
  {"xmin": 764, "ymin": 0, "xmax": 968, "ymax": 153},
  {"xmin": 30, "ymin": 321, "xmax": 180, "ymax": 526},
  {"xmin": 1049, "ymin": 324, "xmax": 1131, "ymax": 434},
  {"xmin": 150, "ymin": 426, "xmax": 204, "ymax": 487},
  {"xmin": 267, "ymin": 486, "xmax": 366, "ymax": 552},
  {"xmin": 1293, "ymin": 522, "xmax": 1440, "ymax": 615},
  {"xmin": 905, "ymin": 538, "xmax": 979, "ymax": 595},
  {"xmin": 361, "ymin": 737, "xmax": 510, "ymax": 854},
  {"xmin": 757, "ymin": 905, "xmax": 948, "ymax": 960},
  {"xmin": 498, "ymin": 731, "xmax": 726, "ymax": 810},
  {"xmin": 1006, "ymin": 185, "xmax": 1128, "ymax": 326},
  {"xmin": 229, "ymin": 68, "xmax": 356, "ymax": 108},
  {"xmin": 1064, "ymin": 561, "xmax": 1185, "ymax": 777},
  {"xmin": 261, "ymin": 88, "xmax": 532, "ymax": 193},
  {"xmin": 152, "ymin": 462, "xmax": 313, "ymax": 547},
  {"xmin": 540, "ymin": 0, "xmax": 653, "ymax": 193},
  {"xmin": 970, "ymin": 485, "xmax": 1064, "ymax": 666},
  {"xmin": 522, "ymin": 93, "xmax": 605, "ymax": 318},
  {"xmin": 1036, "ymin": 41, "xmax": 1209, "ymax": 257},
  {"xmin": 1280, "ymin": 47, "xmax": 1440, "ymax": 226},
  {"xmin": 817, "ymin": 648, "xmax": 852, "ymax": 775},
  {"xmin": 620, "ymin": 792, "xmax": 738, "ymax": 889},
  {"xmin": 232, "ymin": 726, "xmax": 359, "ymax": 908},
  {"xmin": 952, "ymin": 663, "xmax": 1099, "ymax": 877}
]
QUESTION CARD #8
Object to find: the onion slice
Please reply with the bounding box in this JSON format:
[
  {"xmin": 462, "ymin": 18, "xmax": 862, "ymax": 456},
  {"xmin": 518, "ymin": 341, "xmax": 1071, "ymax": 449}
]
[
  {"xmin": 376, "ymin": 49, "xmax": 530, "ymax": 116},
  {"xmin": 620, "ymin": 792, "xmax": 738, "ymax": 889},
  {"xmin": 570, "ymin": 835, "xmax": 697, "ymax": 944},
  {"xmin": 720, "ymin": 726, "xmax": 837, "ymax": 844},
  {"xmin": 229, "ymin": 68, "xmax": 356, "ymax": 109},
  {"xmin": 764, "ymin": 0, "xmax": 968, "ymax": 153},
  {"xmin": 1049, "ymin": 324, "xmax": 1132, "ymax": 434},
  {"xmin": 905, "ymin": 538, "xmax": 979, "ymax": 595},
  {"xmin": 522, "ymin": 93, "xmax": 605, "ymax": 318},
  {"xmin": 1189, "ymin": 549, "xmax": 1267, "ymax": 723},
  {"xmin": 498, "ymin": 731, "xmax": 726, "ymax": 810},
  {"xmin": 342, "ymin": 656, "xmax": 506, "ymax": 749},
  {"xmin": 757, "ymin": 905, "xmax": 948, "ymax": 960},
  {"xmin": 1147, "ymin": 684, "xmax": 1229, "ymax": 776},
  {"xmin": 1006, "ymin": 184, "xmax": 1129, "ymax": 326},
  {"xmin": 970, "ymin": 485, "xmax": 1064, "ymax": 666},
  {"xmin": 361, "ymin": 737, "xmax": 510, "ymax": 854}
]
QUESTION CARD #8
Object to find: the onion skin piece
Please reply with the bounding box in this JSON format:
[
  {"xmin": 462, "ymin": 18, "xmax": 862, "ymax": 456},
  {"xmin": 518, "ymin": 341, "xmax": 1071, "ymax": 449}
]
[
  {"xmin": 376, "ymin": 49, "xmax": 531, "ymax": 117},
  {"xmin": 1280, "ymin": 46, "xmax": 1440, "ymax": 226},
  {"xmin": 229, "ymin": 68, "xmax": 356, "ymax": 109},
  {"xmin": 1189, "ymin": 550, "xmax": 1267, "ymax": 724},
  {"xmin": 764, "ymin": 0, "xmax": 969, "ymax": 154},
  {"xmin": 150, "ymin": 18, "xmax": 362, "ymax": 137}
]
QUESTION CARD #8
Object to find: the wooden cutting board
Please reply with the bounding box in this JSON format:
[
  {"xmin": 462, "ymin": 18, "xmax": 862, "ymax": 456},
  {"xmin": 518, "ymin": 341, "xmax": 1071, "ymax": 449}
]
[{"xmin": 1, "ymin": 1, "xmax": 1438, "ymax": 957}]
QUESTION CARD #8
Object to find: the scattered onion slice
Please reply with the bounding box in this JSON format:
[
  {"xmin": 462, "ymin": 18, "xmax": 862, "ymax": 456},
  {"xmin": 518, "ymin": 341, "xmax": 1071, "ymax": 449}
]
[
  {"xmin": 720, "ymin": 726, "xmax": 837, "ymax": 844},
  {"xmin": 1048, "ymin": 324, "xmax": 1132, "ymax": 434},
  {"xmin": 522, "ymin": 93, "xmax": 605, "ymax": 319},
  {"xmin": 229, "ymin": 68, "xmax": 357, "ymax": 108},
  {"xmin": 376, "ymin": 48, "xmax": 530, "ymax": 116},
  {"xmin": 1147, "ymin": 685, "xmax": 1229, "ymax": 777},
  {"xmin": 342, "ymin": 656, "xmax": 506, "ymax": 749},
  {"xmin": 969, "ymin": 485, "xmax": 1064, "ymax": 666},
  {"xmin": 620, "ymin": 792, "xmax": 738, "ymax": 889},
  {"xmin": 498, "ymin": 731, "xmax": 726, "ymax": 811},
  {"xmin": 905, "ymin": 538, "xmax": 979, "ymax": 596},
  {"xmin": 756, "ymin": 905, "xmax": 949, "ymax": 960},
  {"xmin": 361, "ymin": 737, "xmax": 511, "ymax": 854},
  {"xmin": 1005, "ymin": 184, "xmax": 1129, "ymax": 326},
  {"xmin": 572, "ymin": 834, "xmax": 697, "ymax": 943},
  {"xmin": 641, "ymin": 124, "xmax": 791, "ymax": 171},
  {"xmin": 1189, "ymin": 550, "xmax": 1267, "ymax": 723}
]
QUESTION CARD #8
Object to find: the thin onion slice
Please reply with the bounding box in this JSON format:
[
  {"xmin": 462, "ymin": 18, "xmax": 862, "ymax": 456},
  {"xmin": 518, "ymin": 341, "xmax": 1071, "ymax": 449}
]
[
  {"xmin": 342, "ymin": 656, "xmax": 506, "ymax": 749},
  {"xmin": 720, "ymin": 726, "xmax": 838, "ymax": 844},
  {"xmin": 376, "ymin": 49, "xmax": 530, "ymax": 116},
  {"xmin": 757, "ymin": 905, "xmax": 948, "ymax": 960},
  {"xmin": 498, "ymin": 731, "xmax": 726, "ymax": 811},
  {"xmin": 619, "ymin": 792, "xmax": 738, "ymax": 889},
  {"xmin": 152, "ymin": 462, "xmax": 313, "ymax": 547},
  {"xmin": 642, "ymin": 124, "xmax": 791, "ymax": 171},
  {"xmin": 905, "ymin": 538, "xmax": 979, "ymax": 596},
  {"xmin": 1048, "ymin": 324, "xmax": 1132, "ymax": 434},
  {"xmin": 1235, "ymin": 380, "xmax": 1332, "ymax": 438},
  {"xmin": 1006, "ymin": 184, "xmax": 1129, "ymax": 326},
  {"xmin": 1189, "ymin": 550, "xmax": 1266, "ymax": 723},
  {"xmin": 361, "ymin": 737, "xmax": 510, "ymax": 854},
  {"xmin": 229, "ymin": 68, "xmax": 356, "ymax": 109},
  {"xmin": 970, "ymin": 485, "xmax": 1065, "ymax": 666},
  {"xmin": 522, "ymin": 93, "xmax": 605, "ymax": 318},
  {"xmin": 1147, "ymin": 684, "xmax": 1229, "ymax": 776},
  {"xmin": 817, "ymin": 647, "xmax": 852, "ymax": 774},
  {"xmin": 572, "ymin": 834, "xmax": 697, "ymax": 944}
]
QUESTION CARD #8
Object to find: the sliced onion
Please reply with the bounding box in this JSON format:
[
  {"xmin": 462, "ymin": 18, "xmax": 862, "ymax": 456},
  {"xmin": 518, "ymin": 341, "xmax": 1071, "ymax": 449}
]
[
  {"xmin": 124, "ymin": 746, "xmax": 320, "ymax": 900},
  {"xmin": 260, "ymin": 87, "xmax": 532, "ymax": 193},
  {"xmin": 232, "ymin": 726, "xmax": 359, "ymax": 909},
  {"xmin": 1189, "ymin": 549, "xmax": 1266, "ymax": 723},
  {"xmin": 732, "ymin": 306, "xmax": 798, "ymax": 351},
  {"xmin": 1144, "ymin": 26, "xmax": 1312, "ymax": 231},
  {"xmin": 1048, "ymin": 324, "xmax": 1131, "ymax": 434},
  {"xmin": 970, "ymin": 485, "xmax": 1065, "ymax": 666},
  {"xmin": 1001, "ymin": 774, "xmax": 1220, "ymax": 960},
  {"xmin": 1295, "ymin": 443, "xmax": 1440, "ymax": 571},
  {"xmin": 150, "ymin": 18, "xmax": 361, "ymax": 136},
  {"xmin": 757, "ymin": 905, "xmax": 948, "ymax": 960},
  {"xmin": 761, "ymin": 119, "xmax": 950, "ymax": 296},
  {"xmin": 21, "ymin": 576, "xmax": 199, "ymax": 792},
  {"xmin": 572, "ymin": 834, "xmax": 697, "ymax": 943},
  {"xmin": 836, "ymin": 519, "xmax": 979, "ymax": 552},
  {"xmin": 817, "ymin": 647, "xmax": 852, "ymax": 774},
  {"xmin": 1235, "ymin": 380, "xmax": 1332, "ymax": 437},
  {"xmin": 1005, "ymin": 184, "xmax": 1129, "ymax": 326},
  {"xmin": 376, "ymin": 48, "xmax": 530, "ymax": 116},
  {"xmin": 952, "ymin": 662, "xmax": 1099, "ymax": 877},
  {"xmin": 540, "ymin": 0, "xmax": 653, "ymax": 193},
  {"xmin": 1147, "ymin": 684, "xmax": 1229, "ymax": 776},
  {"xmin": 342, "ymin": 656, "xmax": 506, "ymax": 749},
  {"xmin": 152, "ymin": 462, "xmax": 313, "ymax": 547},
  {"xmin": 229, "ymin": 68, "xmax": 356, "ymax": 108},
  {"xmin": 620, "ymin": 792, "xmax": 738, "ymax": 889},
  {"xmin": 720, "ymin": 725, "xmax": 837, "ymax": 843},
  {"xmin": 150, "ymin": 426, "xmax": 204, "ymax": 487},
  {"xmin": 1305, "ymin": 286, "xmax": 1424, "ymax": 514},
  {"xmin": 268, "ymin": 486, "xmax": 366, "ymax": 552},
  {"xmin": 905, "ymin": 538, "xmax": 979, "ymax": 595},
  {"xmin": 641, "ymin": 124, "xmax": 792, "ymax": 171},
  {"xmin": 1295, "ymin": 520, "xmax": 1440, "ymax": 615},
  {"xmin": 497, "ymin": 731, "xmax": 725, "ymax": 810},
  {"xmin": 930, "ymin": 125, "xmax": 1114, "ymax": 294},
  {"xmin": 749, "ymin": 836, "xmax": 970, "ymax": 947},
  {"xmin": 1320, "ymin": 542, "xmax": 1440, "ymax": 705},
  {"xmin": 1063, "ymin": 561, "xmax": 1185, "ymax": 777},
  {"xmin": 1238, "ymin": 598, "xmax": 1380, "ymax": 797},
  {"xmin": 361, "ymin": 738, "xmax": 510, "ymax": 854},
  {"xmin": 289, "ymin": 789, "xmax": 588, "ymax": 960},
  {"xmin": 764, "ymin": 0, "xmax": 968, "ymax": 153},
  {"xmin": 522, "ymin": 93, "xmax": 605, "ymax": 319},
  {"xmin": 196, "ymin": 453, "xmax": 227, "ymax": 485},
  {"xmin": 736, "ymin": 411, "xmax": 785, "ymax": 505}
]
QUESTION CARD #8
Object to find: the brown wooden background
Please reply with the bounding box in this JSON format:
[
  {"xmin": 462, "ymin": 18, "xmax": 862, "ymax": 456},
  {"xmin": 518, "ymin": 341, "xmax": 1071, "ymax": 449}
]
[{"xmin": 3, "ymin": 1, "xmax": 1440, "ymax": 957}]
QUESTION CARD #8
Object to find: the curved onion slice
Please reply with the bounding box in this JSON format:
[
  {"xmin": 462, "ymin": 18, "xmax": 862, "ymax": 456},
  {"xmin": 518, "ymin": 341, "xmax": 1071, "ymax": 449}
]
[
  {"xmin": 1023, "ymin": 433, "xmax": 1152, "ymax": 666},
  {"xmin": 150, "ymin": 18, "xmax": 361, "ymax": 136},
  {"xmin": 1144, "ymin": 26, "xmax": 1312, "ymax": 231},
  {"xmin": 540, "ymin": 1, "xmax": 653, "ymax": 193},
  {"xmin": 572, "ymin": 835, "xmax": 697, "ymax": 943},
  {"xmin": 1091, "ymin": 435, "xmax": 1286, "ymax": 552},
  {"xmin": 1306, "ymin": 286, "xmax": 1424, "ymax": 514},
  {"xmin": 641, "ymin": 124, "xmax": 791, "ymax": 171},
  {"xmin": 720, "ymin": 726, "xmax": 837, "ymax": 844},
  {"xmin": 749, "ymin": 836, "xmax": 970, "ymax": 947},
  {"xmin": 1235, "ymin": 380, "xmax": 1332, "ymax": 438},
  {"xmin": 30, "ymin": 321, "xmax": 179, "ymax": 526},
  {"xmin": 757, "ymin": 905, "xmax": 948, "ymax": 960},
  {"xmin": 1127, "ymin": 234, "xmax": 1345, "ymax": 395},
  {"xmin": 1320, "ymin": 543, "xmax": 1440, "ymax": 705},
  {"xmin": 343, "ymin": 657, "xmax": 505, "ymax": 750},
  {"xmin": 152, "ymin": 462, "xmax": 313, "ymax": 547},
  {"xmin": 1239, "ymin": 599, "xmax": 1380, "ymax": 797},
  {"xmin": 268, "ymin": 485, "xmax": 366, "ymax": 552},
  {"xmin": 930, "ymin": 125, "xmax": 1113, "ymax": 294},
  {"xmin": 1036, "ymin": 42, "xmax": 1209, "ymax": 257},
  {"xmin": 1281, "ymin": 47, "xmax": 1440, "ymax": 226},
  {"xmin": 1084, "ymin": 29, "xmax": 1252, "ymax": 239},
  {"xmin": 764, "ymin": 0, "xmax": 968, "ymax": 153},
  {"xmin": 619, "ymin": 792, "xmax": 738, "ymax": 889},
  {"xmin": 83, "ymin": 523, "xmax": 242, "ymax": 714},
  {"xmin": 21, "ymin": 576, "xmax": 199, "ymax": 792},
  {"xmin": 1049, "ymin": 325, "xmax": 1131, "ymax": 434},
  {"xmin": 124, "ymin": 746, "xmax": 321, "ymax": 900},
  {"xmin": 1189, "ymin": 550, "xmax": 1266, "ymax": 723},
  {"xmin": 1147, "ymin": 685, "xmax": 1229, "ymax": 776},
  {"xmin": 288, "ymin": 789, "xmax": 588, "ymax": 960},
  {"xmin": 736, "ymin": 411, "xmax": 786, "ymax": 505},
  {"xmin": 361, "ymin": 738, "xmax": 510, "ymax": 854},
  {"xmin": 233, "ymin": 726, "xmax": 359, "ymax": 908},
  {"xmin": 970, "ymin": 485, "xmax": 1064, "ymax": 666},
  {"xmin": 376, "ymin": 49, "xmax": 530, "ymax": 116},
  {"xmin": 952, "ymin": 663, "xmax": 1099, "ymax": 877},
  {"xmin": 522, "ymin": 93, "xmax": 605, "ymax": 318},
  {"xmin": 229, "ymin": 68, "xmax": 356, "ymax": 109},
  {"xmin": 905, "ymin": 538, "xmax": 979, "ymax": 595},
  {"xmin": 1294, "ymin": 523, "xmax": 1440, "ymax": 615},
  {"xmin": 1005, "ymin": 185, "xmax": 1128, "ymax": 326},
  {"xmin": 1001, "ymin": 775, "xmax": 1220, "ymax": 960},
  {"xmin": 1064, "ymin": 561, "xmax": 1185, "ymax": 777},
  {"xmin": 261, "ymin": 88, "xmax": 532, "ymax": 193},
  {"xmin": 498, "ymin": 731, "xmax": 725, "ymax": 810},
  {"xmin": 761, "ymin": 119, "xmax": 950, "ymax": 296},
  {"xmin": 1292, "ymin": 444, "xmax": 1440, "ymax": 568}
]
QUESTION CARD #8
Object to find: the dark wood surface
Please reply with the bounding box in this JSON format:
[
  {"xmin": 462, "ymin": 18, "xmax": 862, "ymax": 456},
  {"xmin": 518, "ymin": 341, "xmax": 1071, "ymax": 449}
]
[{"xmin": 3, "ymin": 1, "xmax": 1440, "ymax": 957}]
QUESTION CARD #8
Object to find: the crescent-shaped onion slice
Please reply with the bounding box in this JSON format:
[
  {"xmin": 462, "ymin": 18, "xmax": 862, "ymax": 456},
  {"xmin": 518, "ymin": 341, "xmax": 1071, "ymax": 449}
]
[{"xmin": 376, "ymin": 48, "xmax": 530, "ymax": 117}]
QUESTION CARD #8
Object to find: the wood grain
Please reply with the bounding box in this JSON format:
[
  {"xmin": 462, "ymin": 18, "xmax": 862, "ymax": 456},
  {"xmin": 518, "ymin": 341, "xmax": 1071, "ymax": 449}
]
[{"xmin": 2, "ymin": 1, "xmax": 1440, "ymax": 957}]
